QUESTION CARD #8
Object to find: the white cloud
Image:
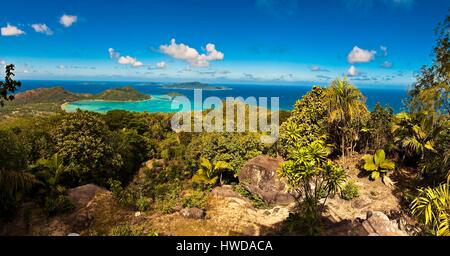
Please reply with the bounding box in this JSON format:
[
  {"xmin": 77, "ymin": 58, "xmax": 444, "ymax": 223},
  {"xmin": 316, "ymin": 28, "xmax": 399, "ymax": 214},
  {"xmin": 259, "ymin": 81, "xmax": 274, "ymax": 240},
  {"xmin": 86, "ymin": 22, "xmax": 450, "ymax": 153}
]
[
  {"xmin": 381, "ymin": 60, "xmax": 393, "ymax": 68},
  {"xmin": 59, "ymin": 14, "xmax": 78, "ymax": 27},
  {"xmin": 0, "ymin": 60, "xmax": 5, "ymax": 65},
  {"xmin": 160, "ymin": 39, "xmax": 224, "ymax": 67},
  {"xmin": 347, "ymin": 46, "xmax": 376, "ymax": 63},
  {"xmin": 57, "ymin": 65, "xmax": 65, "ymax": 69},
  {"xmin": 156, "ymin": 61, "xmax": 167, "ymax": 69},
  {"xmin": 31, "ymin": 23, "xmax": 53, "ymax": 35},
  {"xmin": 108, "ymin": 48, "xmax": 143, "ymax": 68},
  {"xmin": 118, "ymin": 56, "xmax": 143, "ymax": 68},
  {"xmin": 347, "ymin": 65, "xmax": 358, "ymax": 76},
  {"xmin": 1, "ymin": 24, "xmax": 25, "ymax": 36}
]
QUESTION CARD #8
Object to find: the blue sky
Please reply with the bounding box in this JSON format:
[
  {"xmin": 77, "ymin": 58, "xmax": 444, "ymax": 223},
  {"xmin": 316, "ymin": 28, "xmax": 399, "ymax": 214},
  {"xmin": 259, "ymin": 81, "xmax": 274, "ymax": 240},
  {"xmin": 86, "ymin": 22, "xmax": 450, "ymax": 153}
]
[{"xmin": 0, "ymin": 0, "xmax": 448, "ymax": 86}]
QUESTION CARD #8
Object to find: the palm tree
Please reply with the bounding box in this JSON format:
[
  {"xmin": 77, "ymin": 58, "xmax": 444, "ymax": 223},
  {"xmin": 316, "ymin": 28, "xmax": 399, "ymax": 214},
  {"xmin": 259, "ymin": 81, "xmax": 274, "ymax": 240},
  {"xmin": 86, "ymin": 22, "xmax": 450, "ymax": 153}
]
[
  {"xmin": 192, "ymin": 158, "xmax": 232, "ymax": 187},
  {"xmin": 411, "ymin": 183, "xmax": 450, "ymax": 236},
  {"xmin": 0, "ymin": 169, "xmax": 35, "ymax": 206},
  {"xmin": 391, "ymin": 111, "xmax": 444, "ymax": 159},
  {"xmin": 326, "ymin": 78, "xmax": 367, "ymax": 157}
]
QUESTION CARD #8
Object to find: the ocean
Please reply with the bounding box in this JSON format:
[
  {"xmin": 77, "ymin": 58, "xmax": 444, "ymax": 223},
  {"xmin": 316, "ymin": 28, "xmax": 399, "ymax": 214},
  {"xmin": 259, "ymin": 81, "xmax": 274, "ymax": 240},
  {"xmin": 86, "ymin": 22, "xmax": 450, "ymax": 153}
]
[{"xmin": 19, "ymin": 80, "xmax": 409, "ymax": 113}]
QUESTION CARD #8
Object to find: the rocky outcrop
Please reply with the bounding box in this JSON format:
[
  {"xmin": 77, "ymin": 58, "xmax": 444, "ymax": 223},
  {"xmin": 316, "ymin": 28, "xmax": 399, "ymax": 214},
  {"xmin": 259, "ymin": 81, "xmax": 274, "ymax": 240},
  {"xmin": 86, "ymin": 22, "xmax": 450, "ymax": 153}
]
[
  {"xmin": 324, "ymin": 211, "xmax": 409, "ymax": 236},
  {"xmin": 238, "ymin": 156, "xmax": 294, "ymax": 205},
  {"xmin": 67, "ymin": 184, "xmax": 108, "ymax": 210},
  {"xmin": 356, "ymin": 211, "xmax": 408, "ymax": 236},
  {"xmin": 66, "ymin": 184, "xmax": 112, "ymax": 231},
  {"xmin": 180, "ymin": 208, "xmax": 205, "ymax": 219}
]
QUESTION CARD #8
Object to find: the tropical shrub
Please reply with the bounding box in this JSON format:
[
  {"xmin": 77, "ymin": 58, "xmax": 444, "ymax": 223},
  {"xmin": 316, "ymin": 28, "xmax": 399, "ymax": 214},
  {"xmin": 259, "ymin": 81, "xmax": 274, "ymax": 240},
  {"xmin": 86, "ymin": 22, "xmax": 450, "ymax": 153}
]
[
  {"xmin": 234, "ymin": 183, "xmax": 268, "ymax": 209},
  {"xmin": 361, "ymin": 149, "xmax": 395, "ymax": 181},
  {"xmin": 0, "ymin": 129, "xmax": 36, "ymax": 219},
  {"xmin": 52, "ymin": 110, "xmax": 123, "ymax": 186},
  {"xmin": 408, "ymin": 13, "xmax": 449, "ymax": 115},
  {"xmin": 110, "ymin": 224, "xmax": 157, "ymax": 236},
  {"xmin": 360, "ymin": 103, "xmax": 394, "ymax": 153},
  {"xmin": 186, "ymin": 132, "xmax": 266, "ymax": 175},
  {"xmin": 181, "ymin": 190, "xmax": 209, "ymax": 210},
  {"xmin": 278, "ymin": 140, "xmax": 346, "ymax": 223},
  {"xmin": 43, "ymin": 194, "xmax": 75, "ymax": 216},
  {"xmin": 278, "ymin": 86, "xmax": 328, "ymax": 156},
  {"xmin": 340, "ymin": 181, "xmax": 360, "ymax": 200},
  {"xmin": 326, "ymin": 78, "xmax": 368, "ymax": 157},
  {"xmin": 191, "ymin": 158, "xmax": 232, "ymax": 189},
  {"xmin": 411, "ymin": 183, "xmax": 450, "ymax": 236}
]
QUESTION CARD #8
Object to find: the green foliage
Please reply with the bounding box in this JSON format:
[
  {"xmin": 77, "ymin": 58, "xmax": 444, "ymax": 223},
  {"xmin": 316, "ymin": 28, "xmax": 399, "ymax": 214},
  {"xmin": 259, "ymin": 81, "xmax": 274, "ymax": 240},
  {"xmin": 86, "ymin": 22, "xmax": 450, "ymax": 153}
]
[
  {"xmin": 392, "ymin": 111, "xmax": 441, "ymax": 158},
  {"xmin": 326, "ymin": 78, "xmax": 368, "ymax": 157},
  {"xmin": 340, "ymin": 181, "xmax": 360, "ymax": 200},
  {"xmin": 408, "ymin": 13, "xmax": 449, "ymax": 115},
  {"xmin": 53, "ymin": 110, "xmax": 122, "ymax": 186},
  {"xmin": 191, "ymin": 158, "xmax": 232, "ymax": 188},
  {"xmin": 186, "ymin": 132, "xmax": 267, "ymax": 175},
  {"xmin": 114, "ymin": 129, "xmax": 150, "ymax": 183},
  {"xmin": 0, "ymin": 129, "xmax": 36, "ymax": 219},
  {"xmin": 392, "ymin": 110, "xmax": 448, "ymax": 183},
  {"xmin": 43, "ymin": 194, "xmax": 75, "ymax": 216},
  {"xmin": 411, "ymin": 183, "xmax": 450, "ymax": 236},
  {"xmin": 361, "ymin": 103, "xmax": 394, "ymax": 153},
  {"xmin": 103, "ymin": 110, "xmax": 148, "ymax": 134},
  {"xmin": 93, "ymin": 86, "xmax": 151, "ymax": 101},
  {"xmin": 361, "ymin": 149, "xmax": 395, "ymax": 181},
  {"xmin": 181, "ymin": 190, "xmax": 209, "ymax": 210},
  {"xmin": 278, "ymin": 86, "xmax": 328, "ymax": 156},
  {"xmin": 234, "ymin": 184, "xmax": 268, "ymax": 209},
  {"xmin": 110, "ymin": 224, "xmax": 157, "ymax": 236},
  {"xmin": 280, "ymin": 212, "xmax": 322, "ymax": 236},
  {"xmin": 0, "ymin": 64, "xmax": 21, "ymax": 107},
  {"xmin": 108, "ymin": 179, "xmax": 142, "ymax": 210},
  {"xmin": 155, "ymin": 186, "xmax": 182, "ymax": 214},
  {"xmin": 279, "ymin": 140, "xmax": 346, "ymax": 223}
]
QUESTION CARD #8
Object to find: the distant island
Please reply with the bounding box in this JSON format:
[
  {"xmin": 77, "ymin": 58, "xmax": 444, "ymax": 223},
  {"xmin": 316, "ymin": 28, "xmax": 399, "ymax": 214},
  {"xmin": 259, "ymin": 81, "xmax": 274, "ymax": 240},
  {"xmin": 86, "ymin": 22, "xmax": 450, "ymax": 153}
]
[
  {"xmin": 160, "ymin": 82, "xmax": 231, "ymax": 90},
  {"xmin": 165, "ymin": 92, "xmax": 185, "ymax": 97},
  {"xmin": 0, "ymin": 86, "xmax": 151, "ymax": 117},
  {"xmin": 92, "ymin": 86, "xmax": 151, "ymax": 101}
]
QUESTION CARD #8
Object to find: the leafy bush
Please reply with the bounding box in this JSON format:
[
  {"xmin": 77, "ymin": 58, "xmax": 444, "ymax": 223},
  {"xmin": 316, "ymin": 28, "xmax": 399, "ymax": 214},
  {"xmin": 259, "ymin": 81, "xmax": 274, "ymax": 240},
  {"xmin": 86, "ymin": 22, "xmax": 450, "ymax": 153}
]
[
  {"xmin": 191, "ymin": 158, "xmax": 232, "ymax": 188},
  {"xmin": 43, "ymin": 195, "xmax": 75, "ymax": 216},
  {"xmin": 280, "ymin": 212, "xmax": 322, "ymax": 236},
  {"xmin": 361, "ymin": 149, "xmax": 395, "ymax": 181},
  {"xmin": 150, "ymin": 182, "xmax": 183, "ymax": 214},
  {"xmin": 110, "ymin": 224, "xmax": 157, "ymax": 236},
  {"xmin": 186, "ymin": 132, "xmax": 267, "ymax": 174},
  {"xmin": 234, "ymin": 184, "xmax": 268, "ymax": 209},
  {"xmin": 279, "ymin": 140, "xmax": 346, "ymax": 222},
  {"xmin": 181, "ymin": 190, "xmax": 209, "ymax": 210},
  {"xmin": 360, "ymin": 103, "xmax": 394, "ymax": 153},
  {"xmin": 155, "ymin": 190, "xmax": 180, "ymax": 214},
  {"xmin": 411, "ymin": 183, "xmax": 449, "ymax": 236},
  {"xmin": 340, "ymin": 181, "xmax": 360, "ymax": 200},
  {"xmin": 278, "ymin": 86, "xmax": 328, "ymax": 156},
  {"xmin": 53, "ymin": 110, "xmax": 122, "ymax": 186}
]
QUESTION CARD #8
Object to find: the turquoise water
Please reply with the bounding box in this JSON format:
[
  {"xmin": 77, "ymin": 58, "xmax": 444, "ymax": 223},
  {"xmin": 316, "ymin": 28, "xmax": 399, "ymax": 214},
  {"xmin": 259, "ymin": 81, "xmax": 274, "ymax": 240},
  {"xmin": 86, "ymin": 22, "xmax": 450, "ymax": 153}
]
[
  {"xmin": 63, "ymin": 95, "xmax": 203, "ymax": 113},
  {"xmin": 21, "ymin": 80, "xmax": 409, "ymax": 113}
]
